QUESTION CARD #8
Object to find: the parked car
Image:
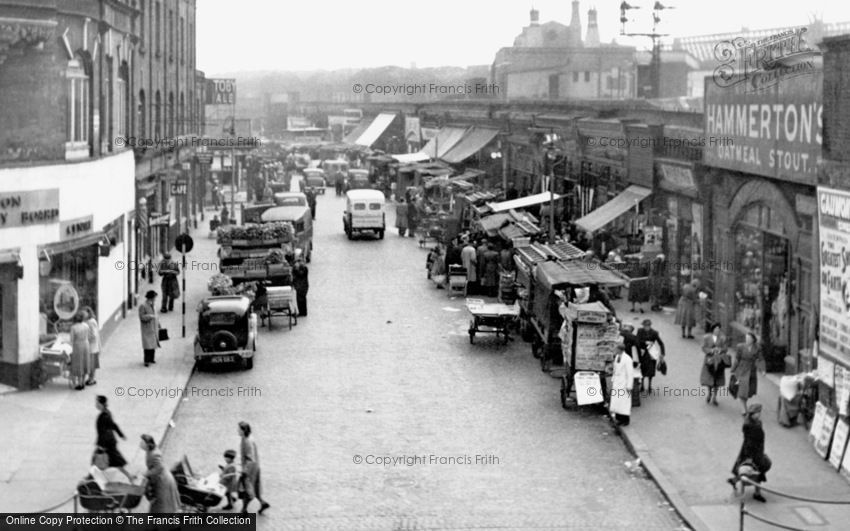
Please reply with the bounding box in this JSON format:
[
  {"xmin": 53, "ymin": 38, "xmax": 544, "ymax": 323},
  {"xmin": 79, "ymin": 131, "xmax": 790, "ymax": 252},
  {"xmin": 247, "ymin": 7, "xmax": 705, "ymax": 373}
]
[
  {"xmin": 303, "ymin": 168, "xmax": 327, "ymax": 194},
  {"xmin": 343, "ymin": 189, "xmax": 385, "ymax": 240},
  {"xmin": 194, "ymin": 295, "xmax": 258, "ymax": 370}
]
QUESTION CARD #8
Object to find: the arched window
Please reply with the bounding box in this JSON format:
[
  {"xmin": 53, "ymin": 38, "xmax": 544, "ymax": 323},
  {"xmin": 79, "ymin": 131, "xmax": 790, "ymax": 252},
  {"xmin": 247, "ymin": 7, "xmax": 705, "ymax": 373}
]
[
  {"xmin": 138, "ymin": 89, "xmax": 146, "ymax": 138},
  {"xmin": 154, "ymin": 90, "xmax": 162, "ymax": 140}
]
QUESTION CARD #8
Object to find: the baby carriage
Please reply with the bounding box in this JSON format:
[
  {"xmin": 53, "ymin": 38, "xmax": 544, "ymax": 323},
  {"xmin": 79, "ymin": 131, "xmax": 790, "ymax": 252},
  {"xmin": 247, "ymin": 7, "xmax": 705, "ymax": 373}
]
[
  {"xmin": 171, "ymin": 455, "xmax": 230, "ymax": 512},
  {"xmin": 76, "ymin": 476, "xmax": 145, "ymax": 513}
]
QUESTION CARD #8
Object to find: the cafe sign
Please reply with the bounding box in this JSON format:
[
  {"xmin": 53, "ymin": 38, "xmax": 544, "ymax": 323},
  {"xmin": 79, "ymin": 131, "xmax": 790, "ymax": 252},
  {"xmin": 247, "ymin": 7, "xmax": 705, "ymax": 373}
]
[
  {"xmin": 0, "ymin": 189, "xmax": 60, "ymax": 228},
  {"xmin": 60, "ymin": 215, "xmax": 93, "ymax": 241},
  {"xmin": 704, "ymin": 69, "xmax": 822, "ymax": 184}
]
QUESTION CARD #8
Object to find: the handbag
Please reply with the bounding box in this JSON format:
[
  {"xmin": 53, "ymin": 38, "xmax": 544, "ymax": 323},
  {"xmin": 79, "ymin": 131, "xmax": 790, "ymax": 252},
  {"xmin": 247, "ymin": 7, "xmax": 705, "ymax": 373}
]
[
  {"xmin": 158, "ymin": 327, "xmax": 170, "ymax": 341},
  {"xmin": 728, "ymin": 374, "xmax": 739, "ymax": 397},
  {"xmin": 657, "ymin": 356, "xmax": 668, "ymax": 375}
]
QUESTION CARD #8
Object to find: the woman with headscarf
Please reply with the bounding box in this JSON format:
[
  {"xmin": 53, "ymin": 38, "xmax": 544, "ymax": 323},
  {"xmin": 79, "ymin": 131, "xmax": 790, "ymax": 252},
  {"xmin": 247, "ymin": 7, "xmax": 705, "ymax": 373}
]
[
  {"xmin": 69, "ymin": 312, "xmax": 92, "ymax": 390},
  {"xmin": 731, "ymin": 332, "xmax": 766, "ymax": 416},
  {"xmin": 83, "ymin": 307, "xmax": 101, "ymax": 386},
  {"xmin": 675, "ymin": 279, "xmax": 699, "ymax": 338},
  {"xmin": 238, "ymin": 422, "xmax": 270, "ymax": 514},
  {"xmin": 140, "ymin": 434, "xmax": 181, "ymax": 512},
  {"xmin": 729, "ymin": 403, "xmax": 771, "ymax": 502}
]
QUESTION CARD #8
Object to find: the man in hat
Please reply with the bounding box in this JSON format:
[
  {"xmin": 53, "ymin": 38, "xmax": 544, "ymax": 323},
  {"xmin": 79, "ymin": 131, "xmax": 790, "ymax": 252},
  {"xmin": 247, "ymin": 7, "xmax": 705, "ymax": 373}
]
[
  {"xmin": 139, "ymin": 290, "xmax": 160, "ymax": 367},
  {"xmin": 158, "ymin": 253, "xmax": 180, "ymax": 313}
]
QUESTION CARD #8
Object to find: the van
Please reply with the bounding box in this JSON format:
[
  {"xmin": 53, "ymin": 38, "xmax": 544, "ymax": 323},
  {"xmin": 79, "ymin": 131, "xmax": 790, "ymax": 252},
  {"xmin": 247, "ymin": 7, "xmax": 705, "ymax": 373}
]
[
  {"xmin": 262, "ymin": 193, "xmax": 313, "ymax": 261},
  {"xmin": 321, "ymin": 159, "xmax": 349, "ymax": 186},
  {"xmin": 343, "ymin": 190, "xmax": 385, "ymax": 240}
]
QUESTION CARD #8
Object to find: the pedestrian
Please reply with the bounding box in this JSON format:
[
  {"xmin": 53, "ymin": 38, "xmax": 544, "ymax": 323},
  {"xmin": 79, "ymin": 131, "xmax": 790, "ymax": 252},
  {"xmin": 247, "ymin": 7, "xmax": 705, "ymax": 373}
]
[
  {"xmin": 69, "ymin": 312, "xmax": 91, "ymax": 390},
  {"xmin": 306, "ymin": 188, "xmax": 317, "ymax": 220},
  {"xmin": 636, "ymin": 319, "xmax": 665, "ymax": 393},
  {"xmin": 292, "ymin": 258, "xmax": 309, "ymax": 317},
  {"xmin": 481, "ymin": 243, "xmax": 500, "ymax": 297},
  {"xmin": 499, "ymin": 242, "xmax": 515, "ymax": 272},
  {"xmin": 140, "ymin": 434, "xmax": 181, "ymax": 513},
  {"xmin": 238, "ymin": 422, "xmax": 270, "ymax": 514},
  {"xmin": 445, "ymin": 237, "xmax": 462, "ymax": 270},
  {"xmin": 406, "ymin": 196, "xmax": 418, "ymax": 238},
  {"xmin": 728, "ymin": 403, "xmax": 771, "ymax": 502},
  {"xmin": 158, "ymin": 253, "xmax": 180, "ymax": 313},
  {"xmin": 731, "ymin": 332, "xmax": 766, "ymax": 416},
  {"xmin": 396, "ymin": 199, "xmax": 409, "ymax": 237},
  {"xmin": 701, "ymin": 324, "xmax": 730, "ymax": 405},
  {"xmin": 429, "ymin": 246, "xmax": 447, "ymax": 287},
  {"xmin": 83, "ymin": 307, "xmax": 101, "ymax": 386},
  {"xmin": 620, "ymin": 324, "xmax": 642, "ymax": 405},
  {"xmin": 219, "ymin": 450, "xmax": 239, "ymax": 511},
  {"xmin": 95, "ymin": 396, "xmax": 134, "ymax": 482},
  {"xmin": 649, "ymin": 254, "xmax": 667, "ymax": 311},
  {"xmin": 139, "ymin": 290, "xmax": 160, "ymax": 367},
  {"xmin": 476, "ymin": 239, "xmax": 489, "ymax": 284},
  {"xmin": 211, "ymin": 182, "xmax": 221, "ymax": 208},
  {"xmin": 609, "ymin": 344, "xmax": 634, "ymax": 426},
  {"xmin": 461, "ymin": 238, "xmax": 478, "ymax": 295},
  {"xmin": 221, "ymin": 205, "xmax": 230, "ymax": 226},
  {"xmin": 675, "ymin": 279, "xmax": 699, "ymax": 338}
]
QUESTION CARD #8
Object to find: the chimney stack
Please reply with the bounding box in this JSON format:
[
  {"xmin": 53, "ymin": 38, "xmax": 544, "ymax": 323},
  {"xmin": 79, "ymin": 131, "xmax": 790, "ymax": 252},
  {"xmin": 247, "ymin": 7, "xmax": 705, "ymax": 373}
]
[
  {"xmin": 568, "ymin": 0, "xmax": 583, "ymax": 47},
  {"xmin": 530, "ymin": 7, "xmax": 540, "ymax": 26},
  {"xmin": 585, "ymin": 8, "xmax": 600, "ymax": 47}
]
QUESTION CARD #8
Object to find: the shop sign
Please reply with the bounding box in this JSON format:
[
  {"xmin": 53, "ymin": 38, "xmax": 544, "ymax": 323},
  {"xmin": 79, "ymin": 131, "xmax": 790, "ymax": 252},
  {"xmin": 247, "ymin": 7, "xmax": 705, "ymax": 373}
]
[
  {"xmin": 809, "ymin": 401, "xmax": 837, "ymax": 459},
  {"xmin": 643, "ymin": 226, "xmax": 663, "ymax": 253},
  {"xmin": 816, "ymin": 187, "xmax": 850, "ymax": 367},
  {"xmin": 196, "ymin": 152, "xmax": 213, "ymax": 164},
  {"xmin": 658, "ymin": 163, "xmax": 697, "ymax": 194},
  {"xmin": 0, "ymin": 189, "xmax": 60, "ymax": 228},
  {"xmin": 171, "ymin": 179, "xmax": 188, "ymax": 195},
  {"xmin": 60, "ymin": 215, "xmax": 93, "ymax": 242},
  {"xmin": 206, "ymin": 78, "xmax": 236, "ymax": 105},
  {"xmin": 574, "ymin": 371, "xmax": 604, "ymax": 406},
  {"xmin": 405, "ymin": 116, "xmax": 421, "ymax": 143},
  {"xmin": 704, "ymin": 70, "xmax": 822, "ymax": 184}
]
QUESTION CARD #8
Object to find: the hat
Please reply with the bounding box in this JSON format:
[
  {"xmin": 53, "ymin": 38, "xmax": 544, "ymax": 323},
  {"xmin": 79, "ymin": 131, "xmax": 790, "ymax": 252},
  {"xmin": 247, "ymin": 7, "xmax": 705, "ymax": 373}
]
[
  {"xmin": 224, "ymin": 449, "xmax": 236, "ymax": 459},
  {"xmin": 747, "ymin": 403, "xmax": 763, "ymax": 415},
  {"xmin": 642, "ymin": 319, "xmax": 652, "ymax": 326},
  {"xmin": 145, "ymin": 290, "xmax": 158, "ymax": 299}
]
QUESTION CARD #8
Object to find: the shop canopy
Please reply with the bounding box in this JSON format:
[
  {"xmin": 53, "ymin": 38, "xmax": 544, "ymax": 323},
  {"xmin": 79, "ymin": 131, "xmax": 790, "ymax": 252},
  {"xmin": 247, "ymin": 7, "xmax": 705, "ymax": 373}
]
[
  {"xmin": 391, "ymin": 127, "xmax": 469, "ymax": 162},
  {"xmin": 498, "ymin": 220, "xmax": 541, "ymax": 240},
  {"xmin": 451, "ymin": 169, "xmax": 486, "ymax": 182},
  {"xmin": 574, "ymin": 185, "xmax": 652, "ymax": 233},
  {"xmin": 440, "ymin": 128, "xmax": 500, "ymax": 164},
  {"xmin": 354, "ymin": 113, "xmax": 397, "ymax": 147},
  {"xmin": 487, "ymin": 192, "xmax": 563, "ymax": 213},
  {"xmin": 343, "ymin": 122, "xmax": 371, "ymax": 144},
  {"xmin": 535, "ymin": 259, "xmax": 628, "ymax": 290},
  {"xmin": 392, "ymin": 151, "xmax": 430, "ymax": 163}
]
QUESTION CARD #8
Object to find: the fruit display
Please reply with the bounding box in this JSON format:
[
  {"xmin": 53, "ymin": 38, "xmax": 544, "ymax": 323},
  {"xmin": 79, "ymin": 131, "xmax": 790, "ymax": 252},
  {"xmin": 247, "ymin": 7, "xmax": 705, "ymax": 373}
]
[{"xmin": 217, "ymin": 222, "xmax": 294, "ymax": 245}]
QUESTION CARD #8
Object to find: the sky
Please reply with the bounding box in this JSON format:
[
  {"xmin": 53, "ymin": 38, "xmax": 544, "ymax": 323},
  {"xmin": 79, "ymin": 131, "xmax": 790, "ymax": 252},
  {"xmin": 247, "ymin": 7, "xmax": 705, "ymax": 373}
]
[{"xmin": 197, "ymin": 0, "xmax": 850, "ymax": 75}]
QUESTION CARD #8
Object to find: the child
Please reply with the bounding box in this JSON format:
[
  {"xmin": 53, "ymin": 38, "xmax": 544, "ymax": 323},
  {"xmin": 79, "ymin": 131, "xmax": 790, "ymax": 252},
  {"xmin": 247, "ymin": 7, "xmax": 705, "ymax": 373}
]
[{"xmin": 219, "ymin": 449, "xmax": 239, "ymax": 510}]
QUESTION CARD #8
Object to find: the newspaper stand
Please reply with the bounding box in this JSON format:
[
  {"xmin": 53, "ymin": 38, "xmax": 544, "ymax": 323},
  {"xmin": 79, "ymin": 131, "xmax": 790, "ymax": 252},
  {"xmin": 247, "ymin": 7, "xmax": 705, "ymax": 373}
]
[{"xmin": 558, "ymin": 301, "xmax": 621, "ymax": 409}]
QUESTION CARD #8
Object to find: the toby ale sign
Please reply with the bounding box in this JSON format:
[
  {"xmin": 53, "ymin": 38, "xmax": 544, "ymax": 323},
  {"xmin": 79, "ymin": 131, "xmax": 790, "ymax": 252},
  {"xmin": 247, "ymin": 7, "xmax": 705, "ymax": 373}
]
[{"xmin": 206, "ymin": 78, "xmax": 237, "ymax": 105}]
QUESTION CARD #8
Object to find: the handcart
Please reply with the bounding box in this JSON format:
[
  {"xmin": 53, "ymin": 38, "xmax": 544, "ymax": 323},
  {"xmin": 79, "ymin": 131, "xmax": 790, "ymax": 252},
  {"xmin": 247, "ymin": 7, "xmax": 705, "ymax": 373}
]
[
  {"xmin": 417, "ymin": 214, "xmax": 448, "ymax": 248},
  {"xmin": 262, "ymin": 286, "xmax": 298, "ymax": 330},
  {"xmin": 448, "ymin": 265, "xmax": 468, "ymax": 297},
  {"xmin": 465, "ymin": 298, "xmax": 520, "ymax": 345},
  {"xmin": 172, "ymin": 455, "xmax": 229, "ymax": 513},
  {"xmin": 76, "ymin": 477, "xmax": 145, "ymax": 513}
]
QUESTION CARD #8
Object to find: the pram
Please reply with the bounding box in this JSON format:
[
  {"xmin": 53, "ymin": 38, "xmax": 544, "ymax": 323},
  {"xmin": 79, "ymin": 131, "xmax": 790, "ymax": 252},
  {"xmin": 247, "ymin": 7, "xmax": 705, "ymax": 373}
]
[
  {"xmin": 76, "ymin": 476, "xmax": 145, "ymax": 513},
  {"xmin": 171, "ymin": 455, "xmax": 230, "ymax": 512}
]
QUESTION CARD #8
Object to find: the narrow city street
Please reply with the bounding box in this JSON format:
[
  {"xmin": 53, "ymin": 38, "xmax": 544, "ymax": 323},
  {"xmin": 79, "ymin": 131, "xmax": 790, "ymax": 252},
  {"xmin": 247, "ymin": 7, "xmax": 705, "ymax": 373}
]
[{"xmin": 163, "ymin": 190, "xmax": 685, "ymax": 530}]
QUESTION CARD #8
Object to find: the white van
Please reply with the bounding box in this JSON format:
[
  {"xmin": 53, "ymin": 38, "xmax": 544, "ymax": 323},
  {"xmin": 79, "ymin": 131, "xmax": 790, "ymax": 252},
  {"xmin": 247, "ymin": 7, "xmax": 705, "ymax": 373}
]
[{"xmin": 343, "ymin": 189, "xmax": 385, "ymax": 240}]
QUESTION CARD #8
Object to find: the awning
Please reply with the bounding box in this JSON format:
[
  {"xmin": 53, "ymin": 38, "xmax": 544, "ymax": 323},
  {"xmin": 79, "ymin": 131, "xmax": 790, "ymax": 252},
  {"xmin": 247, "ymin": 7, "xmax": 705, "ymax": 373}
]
[
  {"xmin": 535, "ymin": 259, "xmax": 628, "ymax": 289},
  {"xmin": 38, "ymin": 231, "xmax": 107, "ymax": 256},
  {"xmin": 354, "ymin": 113, "xmax": 397, "ymax": 147},
  {"xmin": 487, "ymin": 192, "xmax": 563, "ymax": 213},
  {"xmin": 440, "ymin": 128, "xmax": 500, "ymax": 164},
  {"xmin": 392, "ymin": 152, "xmax": 430, "ymax": 163},
  {"xmin": 0, "ymin": 248, "xmax": 21, "ymax": 264},
  {"xmin": 451, "ymin": 169, "xmax": 486, "ymax": 182},
  {"xmin": 499, "ymin": 221, "xmax": 540, "ymax": 240},
  {"xmin": 574, "ymin": 185, "xmax": 652, "ymax": 233},
  {"xmin": 421, "ymin": 127, "xmax": 468, "ymax": 158},
  {"xmin": 478, "ymin": 213, "xmax": 514, "ymax": 236}
]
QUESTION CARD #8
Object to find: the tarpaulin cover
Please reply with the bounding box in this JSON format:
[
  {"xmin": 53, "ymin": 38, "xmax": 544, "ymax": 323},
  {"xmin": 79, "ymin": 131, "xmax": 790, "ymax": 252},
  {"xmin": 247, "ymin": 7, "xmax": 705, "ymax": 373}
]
[
  {"xmin": 534, "ymin": 259, "xmax": 628, "ymax": 290},
  {"xmin": 574, "ymin": 185, "xmax": 651, "ymax": 233},
  {"xmin": 440, "ymin": 128, "xmax": 500, "ymax": 163},
  {"xmin": 355, "ymin": 113, "xmax": 397, "ymax": 147},
  {"xmin": 488, "ymin": 192, "xmax": 563, "ymax": 213}
]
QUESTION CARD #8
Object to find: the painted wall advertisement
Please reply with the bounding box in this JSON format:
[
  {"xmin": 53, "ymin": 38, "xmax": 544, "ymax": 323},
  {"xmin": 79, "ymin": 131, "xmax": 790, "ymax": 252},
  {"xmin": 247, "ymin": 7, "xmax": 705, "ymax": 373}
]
[
  {"xmin": 817, "ymin": 187, "xmax": 850, "ymax": 368},
  {"xmin": 704, "ymin": 69, "xmax": 822, "ymax": 184}
]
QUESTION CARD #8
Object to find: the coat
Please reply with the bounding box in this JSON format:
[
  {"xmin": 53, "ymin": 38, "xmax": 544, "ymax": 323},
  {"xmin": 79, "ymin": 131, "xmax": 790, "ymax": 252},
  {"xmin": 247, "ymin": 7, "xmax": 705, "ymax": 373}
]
[
  {"xmin": 240, "ymin": 436, "xmax": 262, "ymax": 500},
  {"xmin": 395, "ymin": 203, "xmax": 409, "ymax": 229},
  {"xmin": 476, "ymin": 244, "xmax": 488, "ymax": 281},
  {"xmin": 731, "ymin": 342, "xmax": 765, "ymax": 399},
  {"xmin": 69, "ymin": 322, "xmax": 91, "ymax": 380},
  {"xmin": 461, "ymin": 245, "xmax": 478, "ymax": 282},
  {"xmin": 159, "ymin": 259, "xmax": 180, "ymax": 298},
  {"xmin": 144, "ymin": 449, "xmax": 181, "ymax": 512},
  {"xmin": 675, "ymin": 283, "xmax": 697, "ymax": 327},
  {"xmin": 700, "ymin": 333, "xmax": 731, "ymax": 387},
  {"xmin": 609, "ymin": 352, "xmax": 634, "ymax": 417},
  {"xmin": 96, "ymin": 410, "xmax": 127, "ymax": 468},
  {"xmin": 636, "ymin": 328, "xmax": 664, "ymax": 378},
  {"xmin": 86, "ymin": 317, "xmax": 102, "ymax": 354},
  {"xmin": 139, "ymin": 301, "xmax": 160, "ymax": 350},
  {"xmin": 732, "ymin": 420, "xmax": 771, "ymax": 482},
  {"xmin": 480, "ymin": 250, "xmax": 500, "ymax": 287}
]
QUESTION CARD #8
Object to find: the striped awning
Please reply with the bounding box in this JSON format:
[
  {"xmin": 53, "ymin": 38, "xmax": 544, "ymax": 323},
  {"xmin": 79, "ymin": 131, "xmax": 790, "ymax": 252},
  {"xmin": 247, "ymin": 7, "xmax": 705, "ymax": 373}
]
[{"xmin": 574, "ymin": 185, "xmax": 651, "ymax": 233}]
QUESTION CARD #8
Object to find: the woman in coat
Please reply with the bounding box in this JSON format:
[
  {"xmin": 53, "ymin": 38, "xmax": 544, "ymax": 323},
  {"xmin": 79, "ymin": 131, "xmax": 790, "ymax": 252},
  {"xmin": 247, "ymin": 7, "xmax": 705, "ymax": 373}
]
[
  {"xmin": 700, "ymin": 324, "xmax": 730, "ymax": 405},
  {"xmin": 609, "ymin": 345, "xmax": 634, "ymax": 426},
  {"xmin": 729, "ymin": 403, "xmax": 771, "ymax": 502},
  {"xmin": 636, "ymin": 319, "xmax": 665, "ymax": 394},
  {"xmin": 95, "ymin": 395, "xmax": 134, "ymax": 482},
  {"xmin": 480, "ymin": 244, "xmax": 500, "ymax": 297},
  {"xmin": 84, "ymin": 307, "xmax": 101, "ymax": 386},
  {"xmin": 731, "ymin": 332, "xmax": 766, "ymax": 415},
  {"xmin": 140, "ymin": 434, "xmax": 181, "ymax": 513},
  {"xmin": 69, "ymin": 312, "xmax": 92, "ymax": 390},
  {"xmin": 395, "ymin": 200, "xmax": 409, "ymax": 237},
  {"xmin": 675, "ymin": 279, "xmax": 698, "ymax": 338},
  {"xmin": 139, "ymin": 290, "xmax": 160, "ymax": 367},
  {"xmin": 238, "ymin": 422, "xmax": 270, "ymax": 514}
]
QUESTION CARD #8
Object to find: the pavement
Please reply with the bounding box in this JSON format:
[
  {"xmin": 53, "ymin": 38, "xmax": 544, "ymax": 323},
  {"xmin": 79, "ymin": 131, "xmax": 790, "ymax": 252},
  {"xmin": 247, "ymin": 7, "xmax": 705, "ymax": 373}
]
[
  {"xmin": 610, "ymin": 298, "xmax": 850, "ymax": 531},
  {"xmin": 0, "ymin": 216, "xmax": 217, "ymax": 513}
]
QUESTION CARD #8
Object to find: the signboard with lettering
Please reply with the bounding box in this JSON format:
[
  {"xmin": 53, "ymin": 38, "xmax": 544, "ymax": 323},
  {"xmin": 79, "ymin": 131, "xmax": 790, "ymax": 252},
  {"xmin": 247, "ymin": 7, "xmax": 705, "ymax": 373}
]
[
  {"xmin": 196, "ymin": 152, "xmax": 213, "ymax": 164},
  {"xmin": 704, "ymin": 69, "xmax": 822, "ymax": 184},
  {"xmin": 816, "ymin": 187, "xmax": 850, "ymax": 368},
  {"xmin": 0, "ymin": 189, "xmax": 60, "ymax": 228},
  {"xmin": 809, "ymin": 401, "xmax": 837, "ymax": 459},
  {"xmin": 171, "ymin": 180, "xmax": 188, "ymax": 195},
  {"xmin": 60, "ymin": 215, "xmax": 93, "ymax": 242},
  {"xmin": 574, "ymin": 371, "xmax": 604, "ymax": 405},
  {"xmin": 206, "ymin": 78, "xmax": 236, "ymax": 105},
  {"xmin": 828, "ymin": 419, "xmax": 849, "ymax": 470},
  {"xmin": 658, "ymin": 163, "xmax": 697, "ymax": 194}
]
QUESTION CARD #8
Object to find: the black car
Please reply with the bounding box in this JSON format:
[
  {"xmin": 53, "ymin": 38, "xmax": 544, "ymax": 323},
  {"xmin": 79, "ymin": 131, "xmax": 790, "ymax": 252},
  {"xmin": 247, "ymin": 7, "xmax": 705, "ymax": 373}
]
[{"xmin": 194, "ymin": 295, "xmax": 258, "ymax": 370}]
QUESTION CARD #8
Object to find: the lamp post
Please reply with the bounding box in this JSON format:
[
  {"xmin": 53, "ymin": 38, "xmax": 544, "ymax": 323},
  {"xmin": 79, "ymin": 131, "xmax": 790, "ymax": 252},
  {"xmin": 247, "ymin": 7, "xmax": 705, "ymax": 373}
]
[{"xmin": 620, "ymin": 2, "xmax": 673, "ymax": 99}]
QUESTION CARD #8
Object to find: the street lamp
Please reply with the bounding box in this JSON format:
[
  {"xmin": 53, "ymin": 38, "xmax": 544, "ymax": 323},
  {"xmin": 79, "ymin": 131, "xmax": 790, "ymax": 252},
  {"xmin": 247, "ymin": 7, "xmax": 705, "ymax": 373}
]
[{"xmin": 620, "ymin": 1, "xmax": 674, "ymax": 99}]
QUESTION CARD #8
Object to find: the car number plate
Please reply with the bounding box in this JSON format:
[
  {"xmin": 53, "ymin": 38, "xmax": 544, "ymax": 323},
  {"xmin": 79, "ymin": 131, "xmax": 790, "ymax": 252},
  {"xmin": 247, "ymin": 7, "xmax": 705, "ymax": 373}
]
[{"xmin": 211, "ymin": 355, "xmax": 235, "ymax": 364}]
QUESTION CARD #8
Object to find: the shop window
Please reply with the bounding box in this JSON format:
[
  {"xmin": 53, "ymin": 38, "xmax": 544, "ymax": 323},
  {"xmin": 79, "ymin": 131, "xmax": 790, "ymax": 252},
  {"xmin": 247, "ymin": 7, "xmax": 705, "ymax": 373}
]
[
  {"xmin": 65, "ymin": 59, "xmax": 90, "ymax": 160},
  {"xmin": 39, "ymin": 246, "xmax": 99, "ymax": 332}
]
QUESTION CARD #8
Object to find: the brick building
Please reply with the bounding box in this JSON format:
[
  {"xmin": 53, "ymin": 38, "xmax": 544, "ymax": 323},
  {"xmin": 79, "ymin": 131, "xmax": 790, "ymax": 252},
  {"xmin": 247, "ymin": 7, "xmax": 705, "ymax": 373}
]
[{"xmin": 0, "ymin": 0, "xmax": 202, "ymax": 389}]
